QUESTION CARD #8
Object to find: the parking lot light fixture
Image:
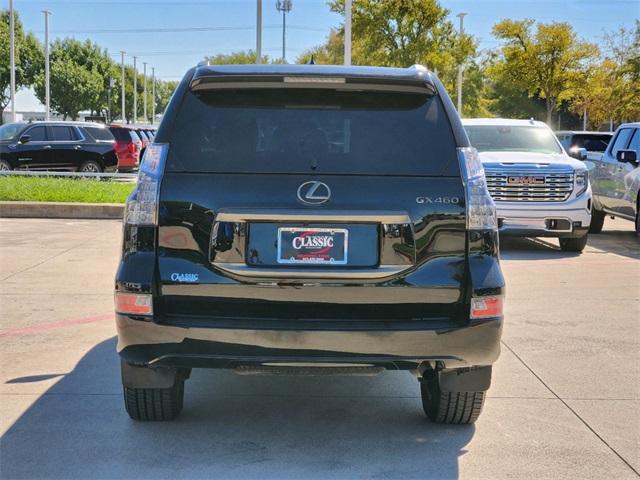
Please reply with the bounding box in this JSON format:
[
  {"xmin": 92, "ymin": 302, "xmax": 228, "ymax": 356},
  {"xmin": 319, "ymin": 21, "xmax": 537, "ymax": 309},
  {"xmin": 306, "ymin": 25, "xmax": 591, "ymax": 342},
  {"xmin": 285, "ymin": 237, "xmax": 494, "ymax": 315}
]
[
  {"xmin": 121, "ymin": 51, "xmax": 126, "ymax": 123},
  {"xmin": 456, "ymin": 12, "xmax": 467, "ymax": 117},
  {"xmin": 41, "ymin": 10, "xmax": 52, "ymax": 121},
  {"xmin": 133, "ymin": 56, "xmax": 137, "ymax": 125},
  {"xmin": 275, "ymin": 0, "xmax": 292, "ymax": 63},
  {"xmin": 151, "ymin": 67, "xmax": 155, "ymax": 125},
  {"xmin": 143, "ymin": 62, "xmax": 147, "ymax": 123}
]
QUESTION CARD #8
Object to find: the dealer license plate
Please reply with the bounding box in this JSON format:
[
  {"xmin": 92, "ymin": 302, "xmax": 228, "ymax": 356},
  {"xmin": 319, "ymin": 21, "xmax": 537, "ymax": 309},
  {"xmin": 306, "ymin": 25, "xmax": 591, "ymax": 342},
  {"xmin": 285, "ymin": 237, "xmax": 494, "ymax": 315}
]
[{"xmin": 277, "ymin": 227, "xmax": 348, "ymax": 265}]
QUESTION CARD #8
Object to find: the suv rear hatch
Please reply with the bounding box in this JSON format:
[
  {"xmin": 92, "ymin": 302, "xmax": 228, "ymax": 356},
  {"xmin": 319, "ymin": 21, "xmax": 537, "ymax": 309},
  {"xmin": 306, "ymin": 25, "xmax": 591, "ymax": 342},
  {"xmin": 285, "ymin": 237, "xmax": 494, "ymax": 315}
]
[{"xmin": 154, "ymin": 69, "xmax": 469, "ymax": 328}]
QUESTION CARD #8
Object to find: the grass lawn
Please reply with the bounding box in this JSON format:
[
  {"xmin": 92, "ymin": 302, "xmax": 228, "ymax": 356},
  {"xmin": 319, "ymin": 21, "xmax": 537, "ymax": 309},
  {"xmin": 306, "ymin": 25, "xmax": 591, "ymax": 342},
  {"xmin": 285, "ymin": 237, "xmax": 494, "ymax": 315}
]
[{"xmin": 0, "ymin": 176, "xmax": 135, "ymax": 203}]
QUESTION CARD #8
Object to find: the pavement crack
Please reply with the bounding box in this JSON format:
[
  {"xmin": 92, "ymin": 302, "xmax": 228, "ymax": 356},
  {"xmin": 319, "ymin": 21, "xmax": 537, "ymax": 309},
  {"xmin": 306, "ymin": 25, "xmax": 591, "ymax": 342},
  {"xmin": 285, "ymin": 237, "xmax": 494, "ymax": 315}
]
[{"xmin": 501, "ymin": 340, "xmax": 640, "ymax": 477}]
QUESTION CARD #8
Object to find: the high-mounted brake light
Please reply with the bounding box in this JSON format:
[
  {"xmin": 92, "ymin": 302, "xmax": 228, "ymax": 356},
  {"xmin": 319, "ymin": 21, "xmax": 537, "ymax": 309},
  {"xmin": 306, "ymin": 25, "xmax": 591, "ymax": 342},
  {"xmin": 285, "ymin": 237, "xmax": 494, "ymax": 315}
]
[
  {"xmin": 283, "ymin": 76, "xmax": 346, "ymax": 84},
  {"xmin": 124, "ymin": 144, "xmax": 167, "ymax": 226},
  {"xmin": 471, "ymin": 296, "xmax": 504, "ymax": 319},
  {"xmin": 458, "ymin": 147, "xmax": 497, "ymax": 230},
  {"xmin": 115, "ymin": 292, "xmax": 153, "ymax": 315}
]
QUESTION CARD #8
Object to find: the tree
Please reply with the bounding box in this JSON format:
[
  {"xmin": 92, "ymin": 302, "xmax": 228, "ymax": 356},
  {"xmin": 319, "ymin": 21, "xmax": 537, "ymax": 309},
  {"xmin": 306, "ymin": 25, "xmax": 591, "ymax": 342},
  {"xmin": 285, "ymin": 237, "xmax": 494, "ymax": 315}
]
[
  {"xmin": 34, "ymin": 57, "xmax": 102, "ymax": 120},
  {"xmin": 298, "ymin": 0, "xmax": 483, "ymax": 115},
  {"xmin": 55, "ymin": 39, "xmax": 115, "ymax": 117},
  {"xmin": 605, "ymin": 21, "xmax": 640, "ymax": 122},
  {"xmin": 0, "ymin": 9, "xmax": 43, "ymax": 124},
  {"xmin": 488, "ymin": 19, "xmax": 599, "ymax": 124},
  {"xmin": 205, "ymin": 50, "xmax": 272, "ymax": 65},
  {"xmin": 33, "ymin": 38, "xmax": 106, "ymax": 120},
  {"xmin": 154, "ymin": 80, "xmax": 179, "ymax": 120},
  {"xmin": 296, "ymin": 29, "xmax": 344, "ymax": 65}
]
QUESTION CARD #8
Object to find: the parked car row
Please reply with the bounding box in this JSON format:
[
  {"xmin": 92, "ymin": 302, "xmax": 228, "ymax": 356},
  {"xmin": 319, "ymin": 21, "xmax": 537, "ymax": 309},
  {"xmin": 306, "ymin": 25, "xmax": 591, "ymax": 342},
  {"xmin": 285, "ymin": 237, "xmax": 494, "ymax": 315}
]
[
  {"xmin": 0, "ymin": 121, "xmax": 156, "ymax": 173},
  {"xmin": 106, "ymin": 124, "xmax": 156, "ymax": 173}
]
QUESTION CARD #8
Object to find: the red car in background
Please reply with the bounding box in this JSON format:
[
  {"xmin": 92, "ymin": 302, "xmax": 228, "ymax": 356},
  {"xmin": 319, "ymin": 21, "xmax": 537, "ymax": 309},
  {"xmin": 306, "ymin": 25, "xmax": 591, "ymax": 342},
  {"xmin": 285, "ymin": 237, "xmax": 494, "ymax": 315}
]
[{"xmin": 107, "ymin": 125, "xmax": 142, "ymax": 172}]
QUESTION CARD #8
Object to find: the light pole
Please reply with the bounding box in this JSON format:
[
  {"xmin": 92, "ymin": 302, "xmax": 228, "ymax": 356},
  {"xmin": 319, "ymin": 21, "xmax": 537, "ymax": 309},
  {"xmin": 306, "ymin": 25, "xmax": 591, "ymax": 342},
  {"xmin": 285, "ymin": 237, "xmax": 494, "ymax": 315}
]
[
  {"xmin": 344, "ymin": 0, "xmax": 352, "ymax": 65},
  {"xmin": 9, "ymin": 0, "xmax": 16, "ymax": 123},
  {"xmin": 107, "ymin": 78, "xmax": 115, "ymax": 123},
  {"xmin": 275, "ymin": 0, "xmax": 292, "ymax": 63},
  {"xmin": 456, "ymin": 12, "xmax": 467, "ymax": 117},
  {"xmin": 120, "ymin": 51, "xmax": 126, "ymax": 123},
  {"xmin": 41, "ymin": 10, "xmax": 52, "ymax": 121},
  {"xmin": 151, "ymin": 67, "xmax": 156, "ymax": 125},
  {"xmin": 143, "ymin": 62, "xmax": 147, "ymax": 123},
  {"xmin": 133, "ymin": 56, "xmax": 137, "ymax": 125},
  {"xmin": 256, "ymin": 0, "xmax": 262, "ymax": 64}
]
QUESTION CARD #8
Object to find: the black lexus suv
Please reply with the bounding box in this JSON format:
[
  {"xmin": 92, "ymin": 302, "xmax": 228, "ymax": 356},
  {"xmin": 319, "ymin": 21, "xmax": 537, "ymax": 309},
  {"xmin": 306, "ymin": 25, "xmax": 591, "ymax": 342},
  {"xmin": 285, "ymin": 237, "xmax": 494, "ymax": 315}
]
[
  {"xmin": 0, "ymin": 121, "xmax": 118, "ymax": 172},
  {"xmin": 115, "ymin": 64, "xmax": 505, "ymax": 424}
]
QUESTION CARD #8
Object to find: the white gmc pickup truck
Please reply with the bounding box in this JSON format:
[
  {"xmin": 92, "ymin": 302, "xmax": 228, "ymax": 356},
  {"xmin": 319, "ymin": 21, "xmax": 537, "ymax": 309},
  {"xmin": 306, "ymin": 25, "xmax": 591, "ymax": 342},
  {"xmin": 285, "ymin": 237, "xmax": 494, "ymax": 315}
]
[
  {"xmin": 462, "ymin": 118, "xmax": 592, "ymax": 252},
  {"xmin": 585, "ymin": 122, "xmax": 640, "ymax": 240}
]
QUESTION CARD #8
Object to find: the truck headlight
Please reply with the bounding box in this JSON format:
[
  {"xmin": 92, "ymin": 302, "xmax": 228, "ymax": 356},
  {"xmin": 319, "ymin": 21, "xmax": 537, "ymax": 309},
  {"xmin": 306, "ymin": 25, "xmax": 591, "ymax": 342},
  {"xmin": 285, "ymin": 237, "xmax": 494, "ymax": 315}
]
[{"xmin": 575, "ymin": 170, "xmax": 588, "ymax": 197}]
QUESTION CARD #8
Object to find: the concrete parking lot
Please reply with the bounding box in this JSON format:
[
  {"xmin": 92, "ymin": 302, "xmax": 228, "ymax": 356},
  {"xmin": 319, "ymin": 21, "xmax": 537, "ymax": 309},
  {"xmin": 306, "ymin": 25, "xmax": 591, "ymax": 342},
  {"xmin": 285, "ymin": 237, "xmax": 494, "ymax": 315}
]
[{"xmin": 0, "ymin": 218, "xmax": 638, "ymax": 479}]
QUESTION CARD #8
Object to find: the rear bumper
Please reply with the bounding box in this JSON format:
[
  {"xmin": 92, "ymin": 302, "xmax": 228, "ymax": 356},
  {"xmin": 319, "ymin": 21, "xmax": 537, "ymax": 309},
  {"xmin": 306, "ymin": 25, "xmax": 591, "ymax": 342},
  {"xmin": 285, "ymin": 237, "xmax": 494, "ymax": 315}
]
[{"xmin": 116, "ymin": 314, "xmax": 503, "ymax": 371}]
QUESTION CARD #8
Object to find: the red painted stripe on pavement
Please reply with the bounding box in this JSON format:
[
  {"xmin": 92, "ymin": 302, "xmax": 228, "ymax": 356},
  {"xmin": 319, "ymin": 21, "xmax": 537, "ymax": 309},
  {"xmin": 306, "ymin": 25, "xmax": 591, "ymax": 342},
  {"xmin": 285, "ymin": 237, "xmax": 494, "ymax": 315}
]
[{"xmin": 0, "ymin": 314, "xmax": 114, "ymax": 338}]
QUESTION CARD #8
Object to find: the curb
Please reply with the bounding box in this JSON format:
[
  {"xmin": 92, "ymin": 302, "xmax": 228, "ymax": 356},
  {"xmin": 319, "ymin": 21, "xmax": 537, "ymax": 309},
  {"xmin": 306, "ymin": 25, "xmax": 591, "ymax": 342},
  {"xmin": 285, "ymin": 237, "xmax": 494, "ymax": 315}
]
[{"xmin": 0, "ymin": 202, "xmax": 125, "ymax": 220}]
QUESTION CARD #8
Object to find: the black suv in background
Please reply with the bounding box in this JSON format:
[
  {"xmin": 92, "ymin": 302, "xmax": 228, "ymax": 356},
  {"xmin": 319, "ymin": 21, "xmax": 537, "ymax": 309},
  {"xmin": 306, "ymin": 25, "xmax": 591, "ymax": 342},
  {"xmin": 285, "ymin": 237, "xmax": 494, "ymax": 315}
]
[
  {"xmin": 115, "ymin": 64, "xmax": 505, "ymax": 424},
  {"xmin": 0, "ymin": 121, "xmax": 118, "ymax": 172}
]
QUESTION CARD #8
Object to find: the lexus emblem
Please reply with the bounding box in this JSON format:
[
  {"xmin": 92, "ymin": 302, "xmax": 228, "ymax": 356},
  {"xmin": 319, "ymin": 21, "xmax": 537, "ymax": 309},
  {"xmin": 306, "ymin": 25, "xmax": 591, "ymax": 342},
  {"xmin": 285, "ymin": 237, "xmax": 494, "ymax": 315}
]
[{"xmin": 297, "ymin": 181, "xmax": 331, "ymax": 205}]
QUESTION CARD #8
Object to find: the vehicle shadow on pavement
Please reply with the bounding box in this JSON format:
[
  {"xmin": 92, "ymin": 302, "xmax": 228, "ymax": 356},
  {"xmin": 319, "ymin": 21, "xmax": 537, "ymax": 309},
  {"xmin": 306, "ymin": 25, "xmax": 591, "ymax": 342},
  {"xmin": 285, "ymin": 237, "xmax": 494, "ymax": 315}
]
[
  {"xmin": 499, "ymin": 231, "xmax": 640, "ymax": 261},
  {"xmin": 1, "ymin": 337, "xmax": 476, "ymax": 479},
  {"xmin": 499, "ymin": 236, "xmax": 581, "ymax": 260}
]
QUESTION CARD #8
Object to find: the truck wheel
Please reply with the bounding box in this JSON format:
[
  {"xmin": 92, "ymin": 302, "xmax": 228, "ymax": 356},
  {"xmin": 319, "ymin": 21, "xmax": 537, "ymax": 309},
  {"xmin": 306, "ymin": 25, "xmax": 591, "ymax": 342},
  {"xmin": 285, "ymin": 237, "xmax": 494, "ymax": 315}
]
[
  {"xmin": 589, "ymin": 208, "xmax": 605, "ymax": 233},
  {"xmin": 420, "ymin": 377, "xmax": 486, "ymax": 424},
  {"xmin": 124, "ymin": 381, "xmax": 185, "ymax": 421},
  {"xmin": 559, "ymin": 234, "xmax": 588, "ymax": 252}
]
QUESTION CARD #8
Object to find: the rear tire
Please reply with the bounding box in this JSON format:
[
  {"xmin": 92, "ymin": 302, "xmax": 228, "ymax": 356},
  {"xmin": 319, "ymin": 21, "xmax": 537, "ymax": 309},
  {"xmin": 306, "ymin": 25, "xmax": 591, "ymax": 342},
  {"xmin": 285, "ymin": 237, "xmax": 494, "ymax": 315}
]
[
  {"xmin": 559, "ymin": 234, "xmax": 588, "ymax": 252},
  {"xmin": 124, "ymin": 380, "xmax": 185, "ymax": 421},
  {"xmin": 635, "ymin": 209, "xmax": 639, "ymax": 242},
  {"xmin": 589, "ymin": 208, "xmax": 606, "ymax": 234},
  {"xmin": 79, "ymin": 160, "xmax": 102, "ymax": 173},
  {"xmin": 420, "ymin": 377, "xmax": 486, "ymax": 424}
]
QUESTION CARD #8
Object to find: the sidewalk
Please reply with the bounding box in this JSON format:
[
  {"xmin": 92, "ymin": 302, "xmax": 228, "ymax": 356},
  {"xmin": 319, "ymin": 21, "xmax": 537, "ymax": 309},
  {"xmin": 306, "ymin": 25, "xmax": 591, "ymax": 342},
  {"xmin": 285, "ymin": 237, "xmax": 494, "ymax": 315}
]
[{"xmin": 0, "ymin": 201, "xmax": 124, "ymax": 219}]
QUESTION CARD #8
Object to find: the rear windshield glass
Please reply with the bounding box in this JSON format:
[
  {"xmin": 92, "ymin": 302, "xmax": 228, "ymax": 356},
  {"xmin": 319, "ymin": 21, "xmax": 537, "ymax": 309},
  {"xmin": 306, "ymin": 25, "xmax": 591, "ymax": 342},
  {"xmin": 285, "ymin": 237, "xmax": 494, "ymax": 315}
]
[
  {"xmin": 465, "ymin": 125, "xmax": 563, "ymax": 154},
  {"xmin": 166, "ymin": 87, "xmax": 457, "ymax": 175},
  {"xmin": 109, "ymin": 128, "xmax": 133, "ymax": 142},
  {"xmin": 560, "ymin": 134, "xmax": 611, "ymax": 152},
  {"xmin": 84, "ymin": 126, "xmax": 114, "ymax": 141}
]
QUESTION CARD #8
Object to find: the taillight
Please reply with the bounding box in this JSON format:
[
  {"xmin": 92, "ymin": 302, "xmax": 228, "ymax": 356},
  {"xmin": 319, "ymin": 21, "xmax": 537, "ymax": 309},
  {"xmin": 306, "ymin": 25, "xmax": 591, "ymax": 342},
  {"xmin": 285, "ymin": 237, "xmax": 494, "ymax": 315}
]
[
  {"xmin": 471, "ymin": 296, "xmax": 504, "ymax": 319},
  {"xmin": 125, "ymin": 144, "xmax": 167, "ymax": 226},
  {"xmin": 115, "ymin": 292, "xmax": 153, "ymax": 315},
  {"xmin": 458, "ymin": 148, "xmax": 497, "ymax": 230},
  {"xmin": 128, "ymin": 142, "xmax": 136, "ymax": 153}
]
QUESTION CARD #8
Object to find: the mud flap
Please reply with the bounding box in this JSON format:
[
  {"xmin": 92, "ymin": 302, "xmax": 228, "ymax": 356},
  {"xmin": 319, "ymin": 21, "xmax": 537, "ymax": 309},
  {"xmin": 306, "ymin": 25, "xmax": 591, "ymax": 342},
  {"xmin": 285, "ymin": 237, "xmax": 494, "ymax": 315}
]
[
  {"xmin": 439, "ymin": 365, "xmax": 492, "ymax": 392},
  {"xmin": 121, "ymin": 360, "xmax": 181, "ymax": 389}
]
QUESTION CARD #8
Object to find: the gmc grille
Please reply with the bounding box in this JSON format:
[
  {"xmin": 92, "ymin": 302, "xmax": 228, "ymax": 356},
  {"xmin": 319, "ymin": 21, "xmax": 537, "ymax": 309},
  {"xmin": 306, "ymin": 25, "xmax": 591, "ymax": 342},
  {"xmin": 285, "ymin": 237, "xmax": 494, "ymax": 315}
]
[{"xmin": 484, "ymin": 169, "xmax": 574, "ymax": 202}]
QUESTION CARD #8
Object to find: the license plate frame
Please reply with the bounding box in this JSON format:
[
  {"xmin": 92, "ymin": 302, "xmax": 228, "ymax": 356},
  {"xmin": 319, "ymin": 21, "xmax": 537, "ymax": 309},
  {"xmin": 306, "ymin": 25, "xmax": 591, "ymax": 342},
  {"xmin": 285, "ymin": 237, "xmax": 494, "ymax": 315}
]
[{"xmin": 277, "ymin": 227, "xmax": 348, "ymax": 265}]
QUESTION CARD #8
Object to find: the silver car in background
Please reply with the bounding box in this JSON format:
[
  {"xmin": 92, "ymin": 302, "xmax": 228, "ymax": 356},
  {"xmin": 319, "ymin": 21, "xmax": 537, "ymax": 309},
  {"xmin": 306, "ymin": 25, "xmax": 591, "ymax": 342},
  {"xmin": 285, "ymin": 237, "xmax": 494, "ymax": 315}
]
[{"xmin": 585, "ymin": 122, "xmax": 640, "ymax": 239}]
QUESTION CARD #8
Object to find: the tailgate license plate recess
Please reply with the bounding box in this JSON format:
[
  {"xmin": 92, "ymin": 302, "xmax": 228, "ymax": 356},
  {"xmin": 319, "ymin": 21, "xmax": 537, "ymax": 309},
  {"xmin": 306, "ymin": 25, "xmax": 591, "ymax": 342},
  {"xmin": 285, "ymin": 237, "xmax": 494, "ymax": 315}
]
[{"xmin": 277, "ymin": 227, "xmax": 348, "ymax": 265}]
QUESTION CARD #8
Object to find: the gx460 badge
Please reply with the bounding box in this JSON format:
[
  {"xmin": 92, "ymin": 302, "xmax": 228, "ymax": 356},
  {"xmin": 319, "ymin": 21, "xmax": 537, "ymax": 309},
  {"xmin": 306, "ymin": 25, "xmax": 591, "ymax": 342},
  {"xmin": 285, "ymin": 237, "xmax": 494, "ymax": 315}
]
[{"xmin": 416, "ymin": 197, "xmax": 461, "ymax": 204}]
